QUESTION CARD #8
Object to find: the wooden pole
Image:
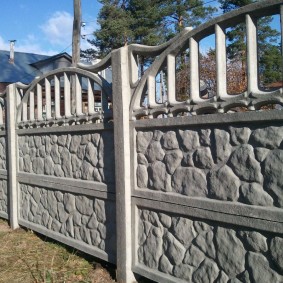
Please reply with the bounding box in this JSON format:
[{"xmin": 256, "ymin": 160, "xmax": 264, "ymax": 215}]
[
  {"xmin": 72, "ymin": 0, "xmax": 81, "ymax": 67},
  {"xmin": 71, "ymin": 0, "xmax": 81, "ymax": 114}
]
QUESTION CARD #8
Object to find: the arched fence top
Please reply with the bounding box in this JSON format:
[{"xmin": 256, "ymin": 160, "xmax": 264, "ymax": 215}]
[
  {"xmin": 15, "ymin": 66, "xmax": 112, "ymax": 129},
  {"xmin": 128, "ymin": 0, "xmax": 283, "ymax": 120}
]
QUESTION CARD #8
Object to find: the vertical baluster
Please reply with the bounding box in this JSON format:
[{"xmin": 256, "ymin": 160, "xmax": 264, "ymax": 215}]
[
  {"xmin": 54, "ymin": 75, "xmax": 61, "ymax": 119},
  {"xmin": 87, "ymin": 78, "xmax": 95, "ymax": 114},
  {"xmin": 64, "ymin": 73, "xmax": 71, "ymax": 117},
  {"xmin": 29, "ymin": 90, "xmax": 35, "ymax": 121},
  {"xmin": 167, "ymin": 54, "xmax": 177, "ymax": 105},
  {"xmin": 216, "ymin": 24, "xmax": 229, "ymax": 99},
  {"xmin": 130, "ymin": 53, "xmax": 139, "ymax": 83},
  {"xmin": 45, "ymin": 78, "xmax": 52, "ymax": 119},
  {"xmin": 22, "ymin": 93, "xmax": 28, "ymax": 122},
  {"xmin": 16, "ymin": 88, "xmax": 22, "ymax": 123},
  {"xmin": 246, "ymin": 14, "xmax": 258, "ymax": 94},
  {"xmin": 147, "ymin": 75, "xmax": 158, "ymax": 108},
  {"xmin": 75, "ymin": 74, "xmax": 83, "ymax": 116},
  {"xmin": 37, "ymin": 84, "xmax": 43, "ymax": 120},
  {"xmin": 190, "ymin": 37, "xmax": 201, "ymax": 103},
  {"xmin": 0, "ymin": 106, "xmax": 3, "ymax": 125},
  {"xmin": 101, "ymin": 86, "xmax": 109, "ymax": 116}
]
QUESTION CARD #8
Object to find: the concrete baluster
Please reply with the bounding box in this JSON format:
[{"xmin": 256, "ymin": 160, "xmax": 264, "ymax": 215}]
[
  {"xmin": 37, "ymin": 84, "xmax": 43, "ymax": 121},
  {"xmin": 45, "ymin": 78, "xmax": 52, "ymax": 120},
  {"xmin": 54, "ymin": 75, "xmax": 61, "ymax": 119},
  {"xmin": 64, "ymin": 73, "xmax": 71, "ymax": 118}
]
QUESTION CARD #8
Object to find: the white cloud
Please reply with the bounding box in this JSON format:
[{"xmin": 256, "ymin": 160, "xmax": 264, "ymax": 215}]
[
  {"xmin": 80, "ymin": 21, "xmax": 98, "ymax": 50},
  {"xmin": 0, "ymin": 12, "xmax": 98, "ymax": 57},
  {"xmin": 40, "ymin": 11, "xmax": 73, "ymax": 47},
  {"xmin": 0, "ymin": 35, "xmax": 58, "ymax": 55}
]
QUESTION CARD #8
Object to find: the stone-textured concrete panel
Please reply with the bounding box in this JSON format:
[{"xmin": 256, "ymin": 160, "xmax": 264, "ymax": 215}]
[
  {"xmin": 0, "ymin": 179, "xmax": 7, "ymax": 213},
  {"xmin": 0, "ymin": 137, "xmax": 6, "ymax": 170},
  {"xmin": 18, "ymin": 132, "xmax": 114, "ymax": 184},
  {"xmin": 136, "ymin": 125, "xmax": 283, "ymax": 208},
  {"xmin": 19, "ymin": 184, "xmax": 116, "ymax": 256},
  {"xmin": 137, "ymin": 208, "xmax": 283, "ymax": 282}
]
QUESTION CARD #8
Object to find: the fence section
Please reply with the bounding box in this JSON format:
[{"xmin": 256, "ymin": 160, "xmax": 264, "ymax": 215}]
[
  {"xmin": 131, "ymin": 111, "xmax": 283, "ymax": 282},
  {"xmin": 6, "ymin": 63, "xmax": 117, "ymax": 263},
  {"xmin": 2, "ymin": 1, "xmax": 283, "ymax": 282},
  {"xmin": 127, "ymin": 0, "xmax": 283, "ymax": 282}
]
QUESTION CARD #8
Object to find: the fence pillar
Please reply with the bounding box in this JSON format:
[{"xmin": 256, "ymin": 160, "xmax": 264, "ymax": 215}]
[
  {"xmin": 6, "ymin": 84, "xmax": 19, "ymax": 229},
  {"xmin": 112, "ymin": 47, "xmax": 136, "ymax": 283}
]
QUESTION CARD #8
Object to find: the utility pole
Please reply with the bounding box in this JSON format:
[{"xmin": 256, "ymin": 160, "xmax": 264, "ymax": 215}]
[
  {"xmin": 71, "ymin": 0, "xmax": 82, "ymax": 114},
  {"xmin": 72, "ymin": 0, "xmax": 81, "ymax": 67}
]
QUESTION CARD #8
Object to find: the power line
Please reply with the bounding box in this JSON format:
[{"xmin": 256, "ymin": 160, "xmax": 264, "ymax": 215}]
[{"xmin": 59, "ymin": 43, "xmax": 72, "ymax": 54}]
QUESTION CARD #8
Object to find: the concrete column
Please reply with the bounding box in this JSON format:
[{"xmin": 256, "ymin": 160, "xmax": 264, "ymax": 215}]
[
  {"xmin": 6, "ymin": 84, "xmax": 19, "ymax": 229},
  {"xmin": 112, "ymin": 47, "xmax": 136, "ymax": 283}
]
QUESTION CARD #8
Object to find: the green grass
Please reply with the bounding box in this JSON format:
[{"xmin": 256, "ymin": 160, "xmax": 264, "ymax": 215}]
[{"xmin": 0, "ymin": 219, "xmax": 116, "ymax": 283}]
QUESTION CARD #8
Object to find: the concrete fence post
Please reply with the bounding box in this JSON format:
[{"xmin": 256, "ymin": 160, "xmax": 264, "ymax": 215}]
[
  {"xmin": 112, "ymin": 47, "xmax": 136, "ymax": 283},
  {"xmin": 6, "ymin": 84, "xmax": 19, "ymax": 229}
]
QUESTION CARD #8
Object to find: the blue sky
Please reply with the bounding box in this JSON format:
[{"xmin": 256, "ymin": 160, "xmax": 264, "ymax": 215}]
[
  {"xmin": 0, "ymin": 1, "xmax": 280, "ymax": 57},
  {"xmin": 0, "ymin": 1, "xmax": 101, "ymax": 55}
]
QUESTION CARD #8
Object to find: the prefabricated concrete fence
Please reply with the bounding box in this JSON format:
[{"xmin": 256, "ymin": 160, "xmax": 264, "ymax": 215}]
[{"xmin": 1, "ymin": 1, "xmax": 283, "ymax": 282}]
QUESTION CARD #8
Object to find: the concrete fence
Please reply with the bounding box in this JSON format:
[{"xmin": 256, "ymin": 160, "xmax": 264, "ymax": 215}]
[{"xmin": 1, "ymin": 1, "xmax": 283, "ymax": 282}]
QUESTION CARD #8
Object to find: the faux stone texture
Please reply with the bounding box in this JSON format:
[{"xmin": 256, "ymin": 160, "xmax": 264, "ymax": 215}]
[
  {"xmin": 228, "ymin": 145, "xmax": 262, "ymax": 183},
  {"xmin": 262, "ymin": 149, "xmax": 283, "ymax": 207},
  {"xmin": 148, "ymin": 161, "xmax": 171, "ymax": 192},
  {"xmin": 214, "ymin": 129, "xmax": 232, "ymax": 163},
  {"xmin": 136, "ymin": 125, "xmax": 282, "ymax": 208},
  {"xmin": 192, "ymin": 258, "xmax": 219, "ymax": 283},
  {"xmin": 215, "ymin": 227, "xmax": 245, "ymax": 277},
  {"xmin": 270, "ymin": 237, "xmax": 283, "ymax": 273},
  {"xmin": 238, "ymin": 230, "xmax": 268, "ymax": 253},
  {"xmin": 138, "ymin": 209, "xmax": 282, "ymax": 282},
  {"xmin": 179, "ymin": 129, "xmax": 200, "ymax": 151},
  {"xmin": 18, "ymin": 133, "xmax": 114, "ymax": 184},
  {"xmin": 194, "ymin": 147, "xmax": 214, "ymax": 169},
  {"xmin": 0, "ymin": 180, "xmax": 8, "ymax": 213},
  {"xmin": 0, "ymin": 138, "xmax": 6, "ymax": 170},
  {"xmin": 172, "ymin": 167, "xmax": 207, "ymax": 197},
  {"xmin": 250, "ymin": 126, "xmax": 283, "ymax": 149},
  {"xmin": 247, "ymin": 252, "xmax": 282, "ymax": 283},
  {"xmin": 240, "ymin": 183, "xmax": 273, "ymax": 206},
  {"xmin": 208, "ymin": 166, "xmax": 240, "ymax": 201},
  {"xmin": 229, "ymin": 127, "xmax": 251, "ymax": 145},
  {"xmin": 20, "ymin": 184, "xmax": 115, "ymax": 254}
]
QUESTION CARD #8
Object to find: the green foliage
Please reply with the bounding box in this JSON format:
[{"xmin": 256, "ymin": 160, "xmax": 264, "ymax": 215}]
[
  {"xmin": 81, "ymin": 0, "xmax": 217, "ymax": 59},
  {"xmin": 220, "ymin": 0, "xmax": 281, "ymax": 86},
  {"xmin": 87, "ymin": 0, "xmax": 134, "ymax": 58},
  {"xmin": 219, "ymin": 0, "xmax": 255, "ymax": 13},
  {"xmin": 259, "ymin": 44, "xmax": 282, "ymax": 86}
]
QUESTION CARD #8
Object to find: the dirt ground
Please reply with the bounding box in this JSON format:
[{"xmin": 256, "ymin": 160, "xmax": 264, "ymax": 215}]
[{"xmin": 0, "ymin": 218, "xmax": 116, "ymax": 283}]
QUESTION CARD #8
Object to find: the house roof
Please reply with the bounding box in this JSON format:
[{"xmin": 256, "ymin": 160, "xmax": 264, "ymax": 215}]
[{"xmin": 0, "ymin": 51, "xmax": 71, "ymax": 85}]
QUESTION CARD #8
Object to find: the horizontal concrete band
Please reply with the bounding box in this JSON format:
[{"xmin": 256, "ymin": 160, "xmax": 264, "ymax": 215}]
[
  {"xmin": 133, "ymin": 264, "xmax": 185, "ymax": 283},
  {"xmin": 18, "ymin": 172, "xmax": 116, "ymax": 200},
  {"xmin": 17, "ymin": 122, "xmax": 114, "ymax": 136},
  {"xmin": 132, "ymin": 110, "xmax": 283, "ymax": 130},
  {"xmin": 132, "ymin": 197, "xmax": 283, "ymax": 234},
  {"xmin": 0, "ymin": 131, "xmax": 6, "ymax": 137},
  {"xmin": 0, "ymin": 211, "xmax": 8, "ymax": 220},
  {"xmin": 18, "ymin": 219, "xmax": 116, "ymax": 264}
]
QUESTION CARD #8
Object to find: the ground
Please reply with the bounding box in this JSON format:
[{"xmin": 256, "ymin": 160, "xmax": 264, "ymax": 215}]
[{"xmin": 0, "ymin": 218, "xmax": 116, "ymax": 283}]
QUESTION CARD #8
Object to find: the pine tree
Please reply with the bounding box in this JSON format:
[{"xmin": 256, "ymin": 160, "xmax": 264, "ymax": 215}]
[
  {"xmin": 161, "ymin": 0, "xmax": 217, "ymax": 38},
  {"xmin": 85, "ymin": 0, "xmax": 134, "ymax": 58},
  {"xmin": 219, "ymin": 0, "xmax": 281, "ymax": 89},
  {"xmin": 81, "ymin": 0, "xmax": 217, "ymax": 59}
]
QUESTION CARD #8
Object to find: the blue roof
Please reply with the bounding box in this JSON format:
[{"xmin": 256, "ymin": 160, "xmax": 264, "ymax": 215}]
[{"xmin": 0, "ymin": 50, "xmax": 50, "ymax": 84}]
